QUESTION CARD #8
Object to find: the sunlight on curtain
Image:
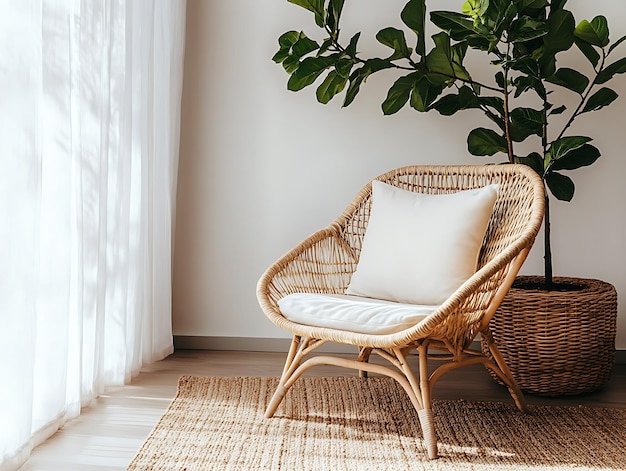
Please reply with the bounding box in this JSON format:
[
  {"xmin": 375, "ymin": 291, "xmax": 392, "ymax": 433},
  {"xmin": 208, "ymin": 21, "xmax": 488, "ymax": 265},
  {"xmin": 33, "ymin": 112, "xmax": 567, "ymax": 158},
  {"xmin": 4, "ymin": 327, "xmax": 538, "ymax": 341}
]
[{"xmin": 0, "ymin": 1, "xmax": 187, "ymax": 469}]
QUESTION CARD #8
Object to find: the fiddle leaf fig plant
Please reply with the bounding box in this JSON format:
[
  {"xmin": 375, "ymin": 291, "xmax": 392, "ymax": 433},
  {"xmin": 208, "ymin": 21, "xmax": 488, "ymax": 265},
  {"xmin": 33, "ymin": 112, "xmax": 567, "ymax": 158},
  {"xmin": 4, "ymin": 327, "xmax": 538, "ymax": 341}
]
[{"xmin": 273, "ymin": 0, "xmax": 626, "ymax": 288}]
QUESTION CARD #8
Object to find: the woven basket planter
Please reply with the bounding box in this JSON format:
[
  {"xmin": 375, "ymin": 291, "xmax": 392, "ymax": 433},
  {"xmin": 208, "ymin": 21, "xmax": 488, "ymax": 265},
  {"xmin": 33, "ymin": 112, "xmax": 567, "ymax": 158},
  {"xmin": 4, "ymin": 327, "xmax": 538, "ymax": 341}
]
[{"xmin": 482, "ymin": 276, "xmax": 617, "ymax": 396}]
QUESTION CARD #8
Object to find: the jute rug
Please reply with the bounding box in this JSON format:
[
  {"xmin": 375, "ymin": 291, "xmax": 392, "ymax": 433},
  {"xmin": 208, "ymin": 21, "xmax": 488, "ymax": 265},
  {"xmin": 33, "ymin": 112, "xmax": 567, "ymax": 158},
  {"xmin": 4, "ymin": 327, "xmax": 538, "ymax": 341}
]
[{"xmin": 128, "ymin": 376, "xmax": 626, "ymax": 470}]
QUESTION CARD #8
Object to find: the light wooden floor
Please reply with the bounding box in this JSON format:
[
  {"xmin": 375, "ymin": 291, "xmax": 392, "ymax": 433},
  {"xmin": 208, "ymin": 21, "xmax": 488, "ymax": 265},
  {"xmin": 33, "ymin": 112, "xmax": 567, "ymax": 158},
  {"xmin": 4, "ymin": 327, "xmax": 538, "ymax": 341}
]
[{"xmin": 19, "ymin": 349, "xmax": 626, "ymax": 470}]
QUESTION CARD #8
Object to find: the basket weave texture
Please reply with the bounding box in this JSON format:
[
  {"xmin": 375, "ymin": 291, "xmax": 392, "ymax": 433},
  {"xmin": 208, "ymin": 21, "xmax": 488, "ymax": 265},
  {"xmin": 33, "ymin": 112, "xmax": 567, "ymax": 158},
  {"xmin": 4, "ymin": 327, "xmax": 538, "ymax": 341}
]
[{"xmin": 482, "ymin": 276, "xmax": 617, "ymax": 396}]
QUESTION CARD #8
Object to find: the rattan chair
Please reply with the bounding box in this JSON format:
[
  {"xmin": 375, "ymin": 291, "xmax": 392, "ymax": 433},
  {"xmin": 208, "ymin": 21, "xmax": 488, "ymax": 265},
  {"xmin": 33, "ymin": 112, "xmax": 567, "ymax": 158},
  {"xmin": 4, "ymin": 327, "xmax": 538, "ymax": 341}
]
[{"xmin": 257, "ymin": 164, "xmax": 545, "ymax": 459}]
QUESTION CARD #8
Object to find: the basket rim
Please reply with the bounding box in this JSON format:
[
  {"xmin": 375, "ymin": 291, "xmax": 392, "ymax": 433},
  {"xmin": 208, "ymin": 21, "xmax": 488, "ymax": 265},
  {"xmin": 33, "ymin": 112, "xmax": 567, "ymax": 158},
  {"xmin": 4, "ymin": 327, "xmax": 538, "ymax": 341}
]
[{"xmin": 510, "ymin": 275, "xmax": 616, "ymax": 296}]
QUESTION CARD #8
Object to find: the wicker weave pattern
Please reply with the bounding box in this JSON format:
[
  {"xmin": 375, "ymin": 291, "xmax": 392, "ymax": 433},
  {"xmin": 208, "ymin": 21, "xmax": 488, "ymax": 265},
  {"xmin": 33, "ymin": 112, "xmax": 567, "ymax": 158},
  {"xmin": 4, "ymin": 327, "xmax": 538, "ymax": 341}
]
[
  {"xmin": 483, "ymin": 276, "xmax": 617, "ymax": 395},
  {"xmin": 257, "ymin": 165, "xmax": 545, "ymax": 460}
]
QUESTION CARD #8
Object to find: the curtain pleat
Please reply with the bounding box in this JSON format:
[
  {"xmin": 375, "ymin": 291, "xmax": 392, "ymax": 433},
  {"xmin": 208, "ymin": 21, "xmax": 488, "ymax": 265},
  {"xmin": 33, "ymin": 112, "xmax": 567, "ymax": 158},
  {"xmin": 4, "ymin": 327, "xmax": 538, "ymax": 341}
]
[{"xmin": 0, "ymin": 1, "xmax": 187, "ymax": 469}]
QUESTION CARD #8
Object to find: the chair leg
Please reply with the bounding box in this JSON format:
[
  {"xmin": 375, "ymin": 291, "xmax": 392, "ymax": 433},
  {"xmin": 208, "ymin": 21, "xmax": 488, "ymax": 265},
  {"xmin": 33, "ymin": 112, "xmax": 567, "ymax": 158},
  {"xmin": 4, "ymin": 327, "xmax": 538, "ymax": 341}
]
[
  {"xmin": 418, "ymin": 408, "xmax": 437, "ymax": 460},
  {"xmin": 416, "ymin": 344, "xmax": 438, "ymax": 459},
  {"xmin": 265, "ymin": 336, "xmax": 302, "ymax": 418},
  {"xmin": 483, "ymin": 332, "xmax": 528, "ymax": 413},
  {"xmin": 394, "ymin": 346, "xmax": 438, "ymax": 459},
  {"xmin": 357, "ymin": 347, "xmax": 372, "ymax": 378},
  {"xmin": 266, "ymin": 384, "xmax": 289, "ymax": 418}
]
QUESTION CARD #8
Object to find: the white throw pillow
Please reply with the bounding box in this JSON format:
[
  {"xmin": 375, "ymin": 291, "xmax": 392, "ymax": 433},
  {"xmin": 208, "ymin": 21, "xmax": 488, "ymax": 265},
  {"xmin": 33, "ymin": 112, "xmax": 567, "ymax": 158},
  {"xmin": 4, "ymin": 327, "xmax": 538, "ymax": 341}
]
[{"xmin": 346, "ymin": 181, "xmax": 498, "ymax": 305}]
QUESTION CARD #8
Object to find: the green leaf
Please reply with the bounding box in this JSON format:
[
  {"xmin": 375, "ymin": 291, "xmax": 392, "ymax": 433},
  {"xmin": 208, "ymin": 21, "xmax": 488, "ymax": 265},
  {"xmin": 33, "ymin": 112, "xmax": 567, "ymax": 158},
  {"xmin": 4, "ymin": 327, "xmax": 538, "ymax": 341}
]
[
  {"xmin": 546, "ymin": 68, "xmax": 589, "ymax": 95},
  {"xmin": 510, "ymin": 56, "xmax": 539, "ymax": 77},
  {"xmin": 551, "ymin": 144, "xmax": 601, "ymax": 171},
  {"xmin": 426, "ymin": 33, "xmax": 452, "ymax": 75},
  {"xmin": 582, "ymin": 87, "xmax": 619, "ymax": 113},
  {"xmin": 467, "ymin": 128, "xmax": 508, "ymax": 156},
  {"xmin": 401, "ymin": 0, "xmax": 427, "ymax": 57},
  {"xmin": 430, "ymin": 94, "xmax": 463, "ymax": 116},
  {"xmin": 273, "ymin": 31, "xmax": 304, "ymax": 64},
  {"xmin": 326, "ymin": 0, "xmax": 345, "ymax": 32},
  {"xmin": 430, "ymin": 10, "xmax": 483, "ymax": 41},
  {"xmin": 462, "ymin": 0, "xmax": 488, "ymax": 19},
  {"xmin": 344, "ymin": 33, "xmax": 360, "ymax": 57},
  {"xmin": 549, "ymin": 105, "xmax": 567, "ymax": 116},
  {"xmin": 316, "ymin": 71, "xmax": 347, "ymax": 104},
  {"xmin": 278, "ymin": 31, "xmax": 301, "ymax": 49},
  {"xmin": 452, "ymin": 41, "xmax": 469, "ymax": 68},
  {"xmin": 495, "ymin": 71, "xmax": 505, "ymax": 88},
  {"xmin": 430, "ymin": 85, "xmax": 478, "ymax": 115},
  {"xmin": 574, "ymin": 16, "xmax": 610, "ymax": 48},
  {"xmin": 548, "ymin": 136, "xmax": 593, "ymax": 162},
  {"xmin": 538, "ymin": 9, "xmax": 575, "ymax": 77},
  {"xmin": 510, "ymin": 107, "xmax": 544, "ymax": 137},
  {"xmin": 481, "ymin": 0, "xmax": 509, "ymax": 31},
  {"xmin": 495, "ymin": 3, "xmax": 518, "ymax": 39},
  {"xmin": 334, "ymin": 59, "xmax": 353, "ymax": 79},
  {"xmin": 410, "ymin": 75, "xmax": 444, "ymax": 112},
  {"xmin": 575, "ymin": 38, "xmax": 600, "ymax": 68},
  {"xmin": 318, "ymin": 38, "xmax": 334, "ymax": 56},
  {"xmin": 343, "ymin": 59, "xmax": 393, "ymax": 107},
  {"xmin": 292, "ymin": 36, "xmax": 320, "ymax": 58},
  {"xmin": 543, "ymin": 9, "xmax": 575, "ymax": 53},
  {"xmin": 376, "ymin": 27, "xmax": 412, "ymax": 59},
  {"xmin": 519, "ymin": 0, "xmax": 549, "ymax": 11},
  {"xmin": 288, "ymin": 55, "xmax": 337, "ymax": 91},
  {"xmin": 596, "ymin": 57, "xmax": 626, "ymax": 84},
  {"xmin": 513, "ymin": 75, "xmax": 540, "ymax": 98},
  {"xmin": 545, "ymin": 172, "xmax": 575, "ymax": 201},
  {"xmin": 514, "ymin": 152, "xmax": 544, "ymax": 177},
  {"xmin": 272, "ymin": 48, "xmax": 291, "ymax": 64},
  {"xmin": 425, "ymin": 32, "xmax": 471, "ymax": 82},
  {"xmin": 540, "ymin": 57, "xmax": 557, "ymax": 81},
  {"xmin": 288, "ymin": 0, "xmax": 325, "ymax": 27},
  {"xmin": 509, "ymin": 16, "xmax": 549, "ymax": 43},
  {"xmin": 465, "ymin": 35, "xmax": 497, "ymax": 52},
  {"xmin": 343, "ymin": 70, "xmax": 367, "ymax": 107},
  {"xmin": 609, "ymin": 34, "xmax": 626, "ymax": 55},
  {"xmin": 511, "ymin": 107, "xmax": 543, "ymax": 127},
  {"xmin": 487, "ymin": 0, "xmax": 512, "ymax": 19},
  {"xmin": 478, "ymin": 96, "xmax": 505, "ymax": 115},
  {"xmin": 508, "ymin": 125, "xmax": 533, "ymax": 143},
  {"xmin": 282, "ymin": 55, "xmax": 301, "ymax": 74},
  {"xmin": 273, "ymin": 32, "xmax": 318, "ymax": 70},
  {"xmin": 382, "ymin": 73, "xmax": 419, "ymax": 115}
]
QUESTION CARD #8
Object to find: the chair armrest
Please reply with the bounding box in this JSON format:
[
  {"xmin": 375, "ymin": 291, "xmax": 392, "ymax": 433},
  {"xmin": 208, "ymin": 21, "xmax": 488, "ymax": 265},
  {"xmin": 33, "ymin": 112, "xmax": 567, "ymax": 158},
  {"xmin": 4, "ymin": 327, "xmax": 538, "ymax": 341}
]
[
  {"xmin": 257, "ymin": 225, "xmax": 357, "ymax": 314},
  {"xmin": 408, "ymin": 243, "xmax": 531, "ymax": 351}
]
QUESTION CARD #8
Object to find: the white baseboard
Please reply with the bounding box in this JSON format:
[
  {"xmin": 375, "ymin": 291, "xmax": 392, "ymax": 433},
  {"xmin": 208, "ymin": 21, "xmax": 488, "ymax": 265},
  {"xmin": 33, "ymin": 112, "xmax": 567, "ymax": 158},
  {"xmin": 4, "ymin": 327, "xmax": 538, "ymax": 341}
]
[
  {"xmin": 173, "ymin": 335, "xmax": 355, "ymax": 354},
  {"xmin": 173, "ymin": 336, "xmax": 626, "ymax": 364}
]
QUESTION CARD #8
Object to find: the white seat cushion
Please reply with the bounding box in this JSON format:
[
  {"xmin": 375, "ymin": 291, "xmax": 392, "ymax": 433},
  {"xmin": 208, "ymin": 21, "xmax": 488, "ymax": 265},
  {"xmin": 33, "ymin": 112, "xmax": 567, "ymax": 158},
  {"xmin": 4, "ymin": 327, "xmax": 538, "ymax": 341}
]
[
  {"xmin": 278, "ymin": 293, "xmax": 437, "ymax": 335},
  {"xmin": 346, "ymin": 181, "xmax": 498, "ymax": 305}
]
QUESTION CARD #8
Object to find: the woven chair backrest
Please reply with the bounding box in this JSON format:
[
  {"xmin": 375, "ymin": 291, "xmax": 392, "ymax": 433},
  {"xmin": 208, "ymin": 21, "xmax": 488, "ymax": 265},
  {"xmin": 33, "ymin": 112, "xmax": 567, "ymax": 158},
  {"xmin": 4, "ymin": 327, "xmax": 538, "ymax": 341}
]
[{"xmin": 338, "ymin": 165, "xmax": 543, "ymax": 272}]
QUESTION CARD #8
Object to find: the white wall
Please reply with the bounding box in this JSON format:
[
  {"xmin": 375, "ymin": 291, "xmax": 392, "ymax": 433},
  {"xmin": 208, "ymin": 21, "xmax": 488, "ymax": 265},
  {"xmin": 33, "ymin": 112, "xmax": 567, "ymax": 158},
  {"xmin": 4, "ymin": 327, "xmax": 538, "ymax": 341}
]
[{"xmin": 173, "ymin": 0, "xmax": 626, "ymax": 349}]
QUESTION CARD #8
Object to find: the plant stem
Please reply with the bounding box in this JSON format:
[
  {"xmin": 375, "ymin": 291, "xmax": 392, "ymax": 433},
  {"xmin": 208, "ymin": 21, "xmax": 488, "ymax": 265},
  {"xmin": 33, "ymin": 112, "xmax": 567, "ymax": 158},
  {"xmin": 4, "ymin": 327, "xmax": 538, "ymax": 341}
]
[
  {"xmin": 544, "ymin": 194, "xmax": 553, "ymax": 288},
  {"xmin": 503, "ymin": 43, "xmax": 514, "ymax": 163},
  {"xmin": 541, "ymin": 84, "xmax": 552, "ymax": 288}
]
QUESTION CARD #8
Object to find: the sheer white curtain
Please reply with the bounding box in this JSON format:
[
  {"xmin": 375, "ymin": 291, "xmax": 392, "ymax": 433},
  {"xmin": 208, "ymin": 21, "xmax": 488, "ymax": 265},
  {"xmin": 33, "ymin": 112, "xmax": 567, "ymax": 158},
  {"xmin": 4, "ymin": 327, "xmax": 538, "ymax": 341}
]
[{"xmin": 0, "ymin": 1, "xmax": 186, "ymax": 469}]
